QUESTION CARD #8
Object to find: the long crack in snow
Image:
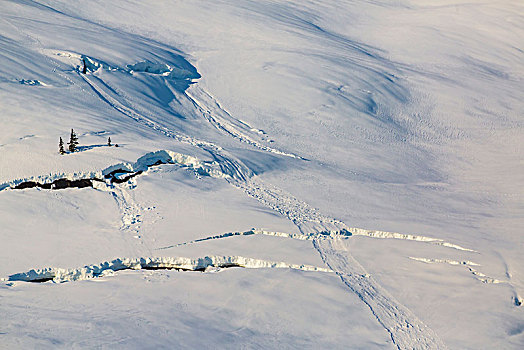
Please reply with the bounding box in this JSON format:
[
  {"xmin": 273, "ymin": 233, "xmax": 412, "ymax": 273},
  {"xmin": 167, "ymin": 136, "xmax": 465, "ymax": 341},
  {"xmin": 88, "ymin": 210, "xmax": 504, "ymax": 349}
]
[{"xmin": 3, "ymin": 256, "xmax": 332, "ymax": 284}]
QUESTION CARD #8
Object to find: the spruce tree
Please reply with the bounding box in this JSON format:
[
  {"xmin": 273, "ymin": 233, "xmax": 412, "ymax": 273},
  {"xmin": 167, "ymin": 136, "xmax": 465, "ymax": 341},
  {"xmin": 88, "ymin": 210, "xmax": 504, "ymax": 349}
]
[
  {"xmin": 68, "ymin": 129, "xmax": 79, "ymax": 153},
  {"xmin": 59, "ymin": 137, "xmax": 65, "ymax": 155},
  {"xmin": 107, "ymin": 137, "xmax": 112, "ymax": 146}
]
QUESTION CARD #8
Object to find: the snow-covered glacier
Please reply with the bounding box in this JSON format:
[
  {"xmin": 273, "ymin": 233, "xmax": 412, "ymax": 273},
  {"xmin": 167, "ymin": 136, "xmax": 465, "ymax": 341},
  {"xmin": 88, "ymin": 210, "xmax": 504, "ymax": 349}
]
[{"xmin": 1, "ymin": 1, "xmax": 522, "ymax": 349}]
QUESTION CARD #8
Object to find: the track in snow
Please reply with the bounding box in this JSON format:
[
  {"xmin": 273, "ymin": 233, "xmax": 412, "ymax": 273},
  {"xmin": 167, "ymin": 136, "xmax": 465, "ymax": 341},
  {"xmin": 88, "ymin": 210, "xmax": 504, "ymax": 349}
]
[{"xmin": 315, "ymin": 237, "xmax": 448, "ymax": 350}]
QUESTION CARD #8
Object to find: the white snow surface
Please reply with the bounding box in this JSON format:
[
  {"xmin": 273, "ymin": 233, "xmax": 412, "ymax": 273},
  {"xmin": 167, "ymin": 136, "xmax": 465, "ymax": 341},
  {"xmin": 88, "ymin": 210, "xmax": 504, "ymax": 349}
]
[{"xmin": 1, "ymin": 0, "xmax": 523, "ymax": 349}]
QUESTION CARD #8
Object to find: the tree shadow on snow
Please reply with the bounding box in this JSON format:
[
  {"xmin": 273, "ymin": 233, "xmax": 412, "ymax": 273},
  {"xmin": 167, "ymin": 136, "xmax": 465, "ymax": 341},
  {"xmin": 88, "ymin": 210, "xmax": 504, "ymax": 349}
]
[{"xmin": 75, "ymin": 144, "xmax": 108, "ymax": 152}]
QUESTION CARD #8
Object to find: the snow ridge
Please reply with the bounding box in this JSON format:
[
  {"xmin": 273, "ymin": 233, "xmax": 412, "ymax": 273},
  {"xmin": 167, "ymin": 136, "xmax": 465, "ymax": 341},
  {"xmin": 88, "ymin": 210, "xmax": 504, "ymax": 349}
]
[{"xmin": 4, "ymin": 256, "xmax": 332, "ymax": 284}]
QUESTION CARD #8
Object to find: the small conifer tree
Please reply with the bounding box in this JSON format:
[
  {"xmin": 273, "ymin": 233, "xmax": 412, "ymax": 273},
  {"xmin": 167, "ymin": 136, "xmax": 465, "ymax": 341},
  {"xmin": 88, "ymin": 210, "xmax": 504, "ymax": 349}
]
[
  {"xmin": 107, "ymin": 137, "xmax": 112, "ymax": 146},
  {"xmin": 68, "ymin": 129, "xmax": 79, "ymax": 153},
  {"xmin": 59, "ymin": 137, "xmax": 65, "ymax": 155}
]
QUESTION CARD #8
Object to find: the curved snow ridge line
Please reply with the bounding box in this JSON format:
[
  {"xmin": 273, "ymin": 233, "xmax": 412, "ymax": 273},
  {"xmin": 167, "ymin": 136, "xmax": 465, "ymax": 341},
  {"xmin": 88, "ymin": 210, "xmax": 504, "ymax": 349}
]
[
  {"xmin": 155, "ymin": 229, "xmax": 334, "ymax": 250},
  {"xmin": 83, "ymin": 69, "xmax": 293, "ymax": 184},
  {"xmin": 314, "ymin": 237, "xmax": 447, "ymax": 350},
  {"xmin": 82, "ymin": 74, "xmax": 254, "ymax": 182},
  {"xmin": 409, "ymin": 257, "xmax": 505, "ymax": 284},
  {"xmin": 105, "ymin": 150, "xmax": 226, "ymax": 180},
  {"xmin": 82, "ymin": 71, "xmax": 253, "ymax": 181},
  {"xmin": 4, "ymin": 256, "xmax": 332, "ymax": 284},
  {"xmin": 80, "ymin": 74, "xmax": 216, "ymax": 150},
  {"xmin": 186, "ymin": 87, "xmax": 304, "ymax": 160},
  {"xmin": 347, "ymin": 227, "xmax": 476, "ymax": 252}
]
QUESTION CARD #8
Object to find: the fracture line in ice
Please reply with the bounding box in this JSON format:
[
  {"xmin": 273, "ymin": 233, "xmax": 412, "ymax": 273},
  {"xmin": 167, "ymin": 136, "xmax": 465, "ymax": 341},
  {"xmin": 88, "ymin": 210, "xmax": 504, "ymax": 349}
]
[
  {"xmin": 347, "ymin": 227, "xmax": 476, "ymax": 252},
  {"xmin": 3, "ymin": 256, "xmax": 332, "ymax": 284},
  {"xmin": 409, "ymin": 257, "xmax": 505, "ymax": 284},
  {"xmin": 155, "ymin": 226, "xmax": 474, "ymax": 254},
  {"xmin": 0, "ymin": 150, "xmax": 226, "ymax": 192},
  {"xmin": 155, "ymin": 229, "xmax": 324, "ymax": 250}
]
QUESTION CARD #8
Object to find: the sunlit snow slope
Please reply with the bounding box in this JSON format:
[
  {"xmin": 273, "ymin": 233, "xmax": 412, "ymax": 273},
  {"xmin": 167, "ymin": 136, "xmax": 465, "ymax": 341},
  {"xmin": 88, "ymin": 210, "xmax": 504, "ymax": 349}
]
[{"xmin": 1, "ymin": 0, "xmax": 523, "ymax": 349}]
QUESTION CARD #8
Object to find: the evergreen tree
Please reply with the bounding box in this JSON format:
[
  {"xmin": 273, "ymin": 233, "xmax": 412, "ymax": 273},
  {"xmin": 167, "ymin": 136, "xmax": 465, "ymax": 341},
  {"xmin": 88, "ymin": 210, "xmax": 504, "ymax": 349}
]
[
  {"xmin": 59, "ymin": 137, "xmax": 65, "ymax": 155},
  {"xmin": 107, "ymin": 137, "xmax": 112, "ymax": 146},
  {"xmin": 68, "ymin": 129, "xmax": 79, "ymax": 153}
]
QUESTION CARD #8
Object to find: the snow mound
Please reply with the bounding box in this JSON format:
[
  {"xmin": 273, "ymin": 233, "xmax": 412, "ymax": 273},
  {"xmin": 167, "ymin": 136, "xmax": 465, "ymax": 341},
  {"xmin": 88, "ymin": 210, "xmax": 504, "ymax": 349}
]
[{"xmin": 111, "ymin": 150, "xmax": 226, "ymax": 178}]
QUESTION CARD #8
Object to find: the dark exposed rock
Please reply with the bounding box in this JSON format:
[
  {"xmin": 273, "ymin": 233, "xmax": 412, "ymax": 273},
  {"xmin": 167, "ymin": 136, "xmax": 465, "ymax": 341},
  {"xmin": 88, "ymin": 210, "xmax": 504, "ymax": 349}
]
[
  {"xmin": 13, "ymin": 178, "xmax": 94, "ymax": 191},
  {"xmin": 13, "ymin": 181, "xmax": 39, "ymax": 190}
]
